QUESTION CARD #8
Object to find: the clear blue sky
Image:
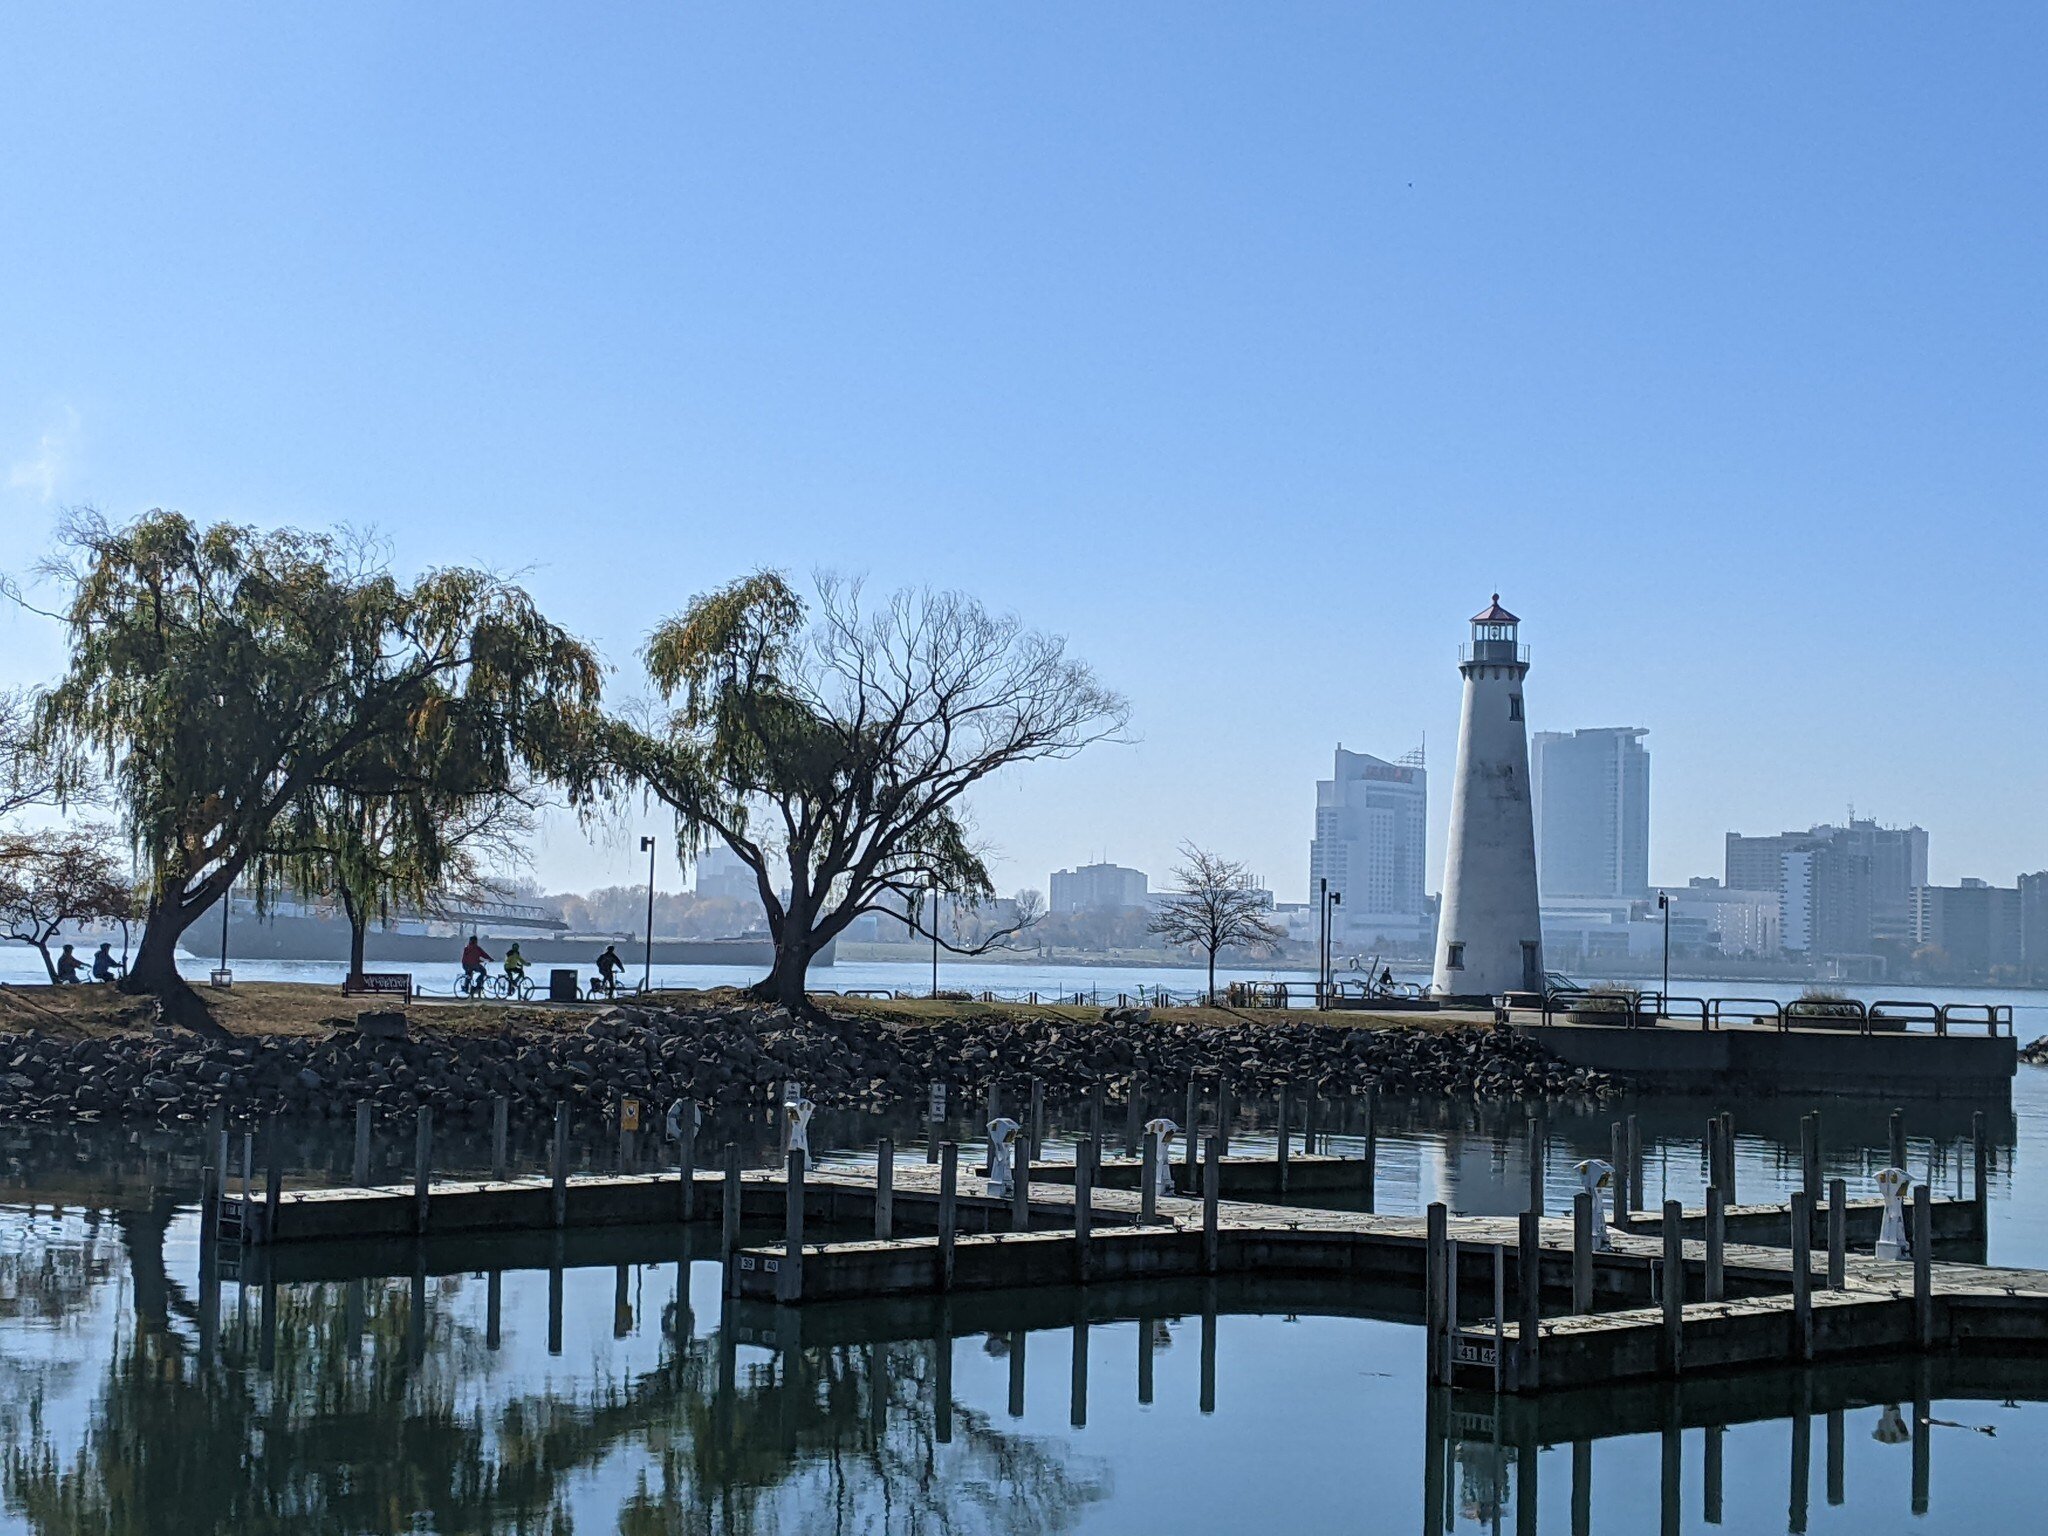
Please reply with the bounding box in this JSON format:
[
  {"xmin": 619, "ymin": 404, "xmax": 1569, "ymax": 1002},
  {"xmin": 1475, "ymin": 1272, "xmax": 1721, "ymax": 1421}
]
[{"xmin": 4, "ymin": 4, "xmax": 2044, "ymax": 901}]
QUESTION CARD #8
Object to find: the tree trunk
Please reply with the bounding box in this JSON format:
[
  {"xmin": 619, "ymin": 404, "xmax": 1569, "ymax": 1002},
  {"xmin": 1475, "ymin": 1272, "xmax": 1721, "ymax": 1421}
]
[
  {"xmin": 340, "ymin": 889, "xmax": 368, "ymax": 985},
  {"xmin": 1206, "ymin": 947, "xmax": 1217, "ymax": 1005},
  {"xmin": 120, "ymin": 896, "xmax": 209, "ymax": 1024},
  {"xmin": 32, "ymin": 938, "xmax": 56, "ymax": 982},
  {"xmin": 751, "ymin": 931, "xmax": 819, "ymax": 1016}
]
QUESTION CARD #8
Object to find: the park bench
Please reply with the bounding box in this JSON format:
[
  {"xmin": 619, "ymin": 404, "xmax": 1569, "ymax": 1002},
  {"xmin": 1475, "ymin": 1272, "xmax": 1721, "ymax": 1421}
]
[{"xmin": 341, "ymin": 972, "xmax": 414, "ymax": 1003}]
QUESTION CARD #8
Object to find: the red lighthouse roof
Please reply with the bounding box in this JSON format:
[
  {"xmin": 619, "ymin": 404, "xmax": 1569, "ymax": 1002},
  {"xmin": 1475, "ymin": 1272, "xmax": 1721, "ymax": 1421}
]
[{"xmin": 1471, "ymin": 593, "xmax": 1518, "ymax": 624}]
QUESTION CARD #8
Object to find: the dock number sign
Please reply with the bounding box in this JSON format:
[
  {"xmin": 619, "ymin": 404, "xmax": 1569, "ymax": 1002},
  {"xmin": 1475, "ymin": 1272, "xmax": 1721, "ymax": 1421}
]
[{"xmin": 928, "ymin": 1084, "xmax": 947, "ymax": 1122}]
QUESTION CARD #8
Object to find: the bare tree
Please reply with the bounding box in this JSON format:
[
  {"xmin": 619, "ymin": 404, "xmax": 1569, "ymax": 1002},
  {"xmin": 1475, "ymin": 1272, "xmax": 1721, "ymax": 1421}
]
[
  {"xmin": 608, "ymin": 572, "xmax": 1127, "ymax": 1012},
  {"xmin": 0, "ymin": 825, "xmax": 136, "ymax": 980},
  {"xmin": 1147, "ymin": 842, "xmax": 1284, "ymax": 1001}
]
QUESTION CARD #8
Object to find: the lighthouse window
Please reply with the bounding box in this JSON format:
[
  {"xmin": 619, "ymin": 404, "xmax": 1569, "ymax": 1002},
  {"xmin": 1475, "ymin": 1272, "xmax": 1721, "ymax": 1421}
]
[
  {"xmin": 1446, "ymin": 942, "xmax": 1465, "ymax": 970},
  {"xmin": 1509, "ymin": 694, "xmax": 1523, "ymax": 721}
]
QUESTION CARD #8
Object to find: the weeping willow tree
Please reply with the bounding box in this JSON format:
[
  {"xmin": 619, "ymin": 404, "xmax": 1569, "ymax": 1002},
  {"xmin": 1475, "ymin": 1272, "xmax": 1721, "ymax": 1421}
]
[
  {"xmin": 36, "ymin": 510, "xmax": 604, "ymax": 1015},
  {"xmin": 607, "ymin": 572, "xmax": 1127, "ymax": 1014}
]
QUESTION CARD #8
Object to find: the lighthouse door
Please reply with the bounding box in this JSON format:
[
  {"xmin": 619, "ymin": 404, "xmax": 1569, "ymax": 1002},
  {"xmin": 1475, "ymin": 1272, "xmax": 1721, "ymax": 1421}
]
[{"xmin": 1521, "ymin": 942, "xmax": 1542, "ymax": 993}]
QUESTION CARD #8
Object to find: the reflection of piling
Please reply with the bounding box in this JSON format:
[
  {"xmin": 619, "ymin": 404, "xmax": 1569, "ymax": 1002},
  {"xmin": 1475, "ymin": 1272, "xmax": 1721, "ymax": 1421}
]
[
  {"xmin": 1659, "ymin": 1411, "xmax": 1681, "ymax": 1536},
  {"xmin": 1825, "ymin": 1407, "xmax": 1845, "ymax": 1506},
  {"xmin": 1704, "ymin": 1422, "xmax": 1725, "ymax": 1524},
  {"xmin": 1199, "ymin": 1282, "xmax": 1217, "ymax": 1414},
  {"xmin": 613, "ymin": 1262, "xmax": 631, "ymax": 1339},
  {"xmin": 1424, "ymin": 1386, "xmax": 1449, "ymax": 1536},
  {"xmin": 407, "ymin": 1258, "xmax": 425, "ymax": 1365},
  {"xmin": 1138, "ymin": 1311, "xmax": 1155, "ymax": 1403},
  {"xmin": 1570, "ymin": 1438, "xmax": 1591, "ymax": 1536},
  {"xmin": 1007, "ymin": 1328, "xmax": 1027, "ymax": 1417},
  {"xmin": 1069, "ymin": 1318, "xmax": 1088, "ymax": 1427},
  {"xmin": 486, "ymin": 1268, "xmax": 502, "ymax": 1350},
  {"xmin": 1518, "ymin": 1435, "xmax": 1540, "ymax": 1536},
  {"xmin": 547, "ymin": 1235, "xmax": 564, "ymax": 1354},
  {"xmin": 1911, "ymin": 1359, "xmax": 1931, "ymax": 1515},
  {"xmin": 1790, "ymin": 1378, "xmax": 1812, "ymax": 1535},
  {"xmin": 259, "ymin": 1271, "xmax": 278, "ymax": 1371},
  {"xmin": 935, "ymin": 1306, "xmax": 954, "ymax": 1444}
]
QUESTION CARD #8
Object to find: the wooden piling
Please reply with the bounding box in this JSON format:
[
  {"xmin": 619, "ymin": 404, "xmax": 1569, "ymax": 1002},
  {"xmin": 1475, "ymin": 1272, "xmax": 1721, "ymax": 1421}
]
[
  {"xmin": 1010, "ymin": 1138, "xmax": 1030, "ymax": 1231},
  {"xmin": 1720, "ymin": 1111, "xmax": 1737, "ymax": 1204},
  {"xmin": 937, "ymin": 1142, "xmax": 959, "ymax": 1290},
  {"xmin": 546, "ymin": 1104, "xmax": 568, "ymax": 1227},
  {"xmin": 1826, "ymin": 1178, "xmax": 1846, "ymax": 1289},
  {"xmin": 1425, "ymin": 1202, "xmax": 1448, "ymax": 1384},
  {"xmin": 1610, "ymin": 1123, "xmax": 1627, "ymax": 1231},
  {"xmin": 1361, "ymin": 1097, "xmax": 1377, "ymax": 1214},
  {"xmin": 1276, "ymin": 1081, "xmax": 1291, "ymax": 1194},
  {"xmin": 1518, "ymin": 1209, "xmax": 1541, "ymax": 1385},
  {"xmin": 1528, "ymin": 1110, "xmax": 1545, "ymax": 1216},
  {"xmin": 1889, "ymin": 1108, "xmax": 1906, "ymax": 1172},
  {"xmin": 874, "ymin": 1138, "xmax": 894, "ymax": 1239},
  {"xmin": 1217, "ymin": 1081, "xmax": 1233, "ymax": 1157},
  {"xmin": 1183, "ymin": 1079, "xmax": 1199, "ymax": 1187},
  {"xmin": 1572, "ymin": 1191, "xmax": 1593, "ymax": 1313},
  {"xmin": 1304, "ymin": 1087, "xmax": 1319, "ymax": 1157},
  {"xmin": 1790, "ymin": 1191, "xmax": 1813, "ymax": 1362},
  {"xmin": 1799, "ymin": 1113, "xmax": 1819, "ymax": 1198},
  {"xmin": 1031, "ymin": 1078, "xmax": 1046, "ymax": 1157},
  {"xmin": 1705, "ymin": 1185, "xmax": 1725, "ymax": 1302},
  {"xmin": 264, "ymin": 1113, "xmax": 283, "ymax": 1239},
  {"xmin": 492, "ymin": 1095, "xmax": 509, "ymax": 1181},
  {"xmin": 781, "ymin": 1148, "xmax": 806, "ymax": 1303},
  {"xmin": 1124, "ymin": 1056, "xmax": 1144, "ymax": 1157},
  {"xmin": 353, "ymin": 1102, "xmax": 371, "ymax": 1186},
  {"xmin": 1912, "ymin": 1183, "xmax": 1933, "ymax": 1348},
  {"xmin": 721, "ymin": 1142, "xmax": 741, "ymax": 1265},
  {"xmin": 1662, "ymin": 1200, "xmax": 1683, "ymax": 1375},
  {"xmin": 1626, "ymin": 1114, "xmax": 1642, "ymax": 1220},
  {"xmin": 1140, "ymin": 1131, "xmax": 1158, "ymax": 1222},
  {"xmin": 1074, "ymin": 1137, "xmax": 1095, "ymax": 1282},
  {"xmin": 412, "ymin": 1107, "xmax": 432, "ymax": 1235},
  {"xmin": 677, "ymin": 1100, "xmax": 697, "ymax": 1221},
  {"xmin": 925, "ymin": 1081, "xmax": 942, "ymax": 1165},
  {"xmin": 1201, "ymin": 1134, "xmax": 1221, "ymax": 1274}
]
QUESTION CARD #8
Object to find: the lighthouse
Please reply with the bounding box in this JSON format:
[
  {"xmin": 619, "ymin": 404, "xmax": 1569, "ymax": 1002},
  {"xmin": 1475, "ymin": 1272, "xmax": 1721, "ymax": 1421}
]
[{"xmin": 1432, "ymin": 596, "xmax": 1545, "ymax": 1001}]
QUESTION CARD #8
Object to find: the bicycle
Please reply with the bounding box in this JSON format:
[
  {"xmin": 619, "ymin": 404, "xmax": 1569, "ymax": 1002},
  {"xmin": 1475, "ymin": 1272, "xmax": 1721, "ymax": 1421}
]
[{"xmin": 486, "ymin": 971, "xmax": 536, "ymax": 1001}]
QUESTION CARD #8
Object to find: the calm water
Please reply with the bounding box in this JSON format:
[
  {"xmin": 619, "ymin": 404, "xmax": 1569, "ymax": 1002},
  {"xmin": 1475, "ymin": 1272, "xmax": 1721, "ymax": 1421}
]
[{"xmin": 3, "ymin": 1065, "xmax": 2046, "ymax": 1534}]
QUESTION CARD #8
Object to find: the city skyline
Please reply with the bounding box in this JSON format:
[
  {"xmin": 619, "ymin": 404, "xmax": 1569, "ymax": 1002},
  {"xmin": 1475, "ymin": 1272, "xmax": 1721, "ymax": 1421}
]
[{"xmin": 6, "ymin": 6, "xmax": 2047, "ymax": 902}]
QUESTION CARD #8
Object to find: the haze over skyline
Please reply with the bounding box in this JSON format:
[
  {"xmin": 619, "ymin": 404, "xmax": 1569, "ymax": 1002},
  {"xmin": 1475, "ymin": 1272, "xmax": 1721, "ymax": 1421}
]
[{"xmin": 6, "ymin": 5, "xmax": 2044, "ymax": 903}]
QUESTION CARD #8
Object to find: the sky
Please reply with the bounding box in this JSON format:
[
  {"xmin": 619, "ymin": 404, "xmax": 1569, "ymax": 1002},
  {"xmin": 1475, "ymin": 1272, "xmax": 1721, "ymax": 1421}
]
[{"xmin": 4, "ymin": 4, "xmax": 2045, "ymax": 904}]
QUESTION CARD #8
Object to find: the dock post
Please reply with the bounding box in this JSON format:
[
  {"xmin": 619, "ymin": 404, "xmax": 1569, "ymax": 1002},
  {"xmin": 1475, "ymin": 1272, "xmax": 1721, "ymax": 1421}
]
[
  {"xmin": 1661, "ymin": 1200, "xmax": 1683, "ymax": 1376},
  {"xmin": 1183, "ymin": 1079, "xmax": 1199, "ymax": 1187},
  {"xmin": 1799, "ymin": 1113, "xmax": 1819, "ymax": 1198},
  {"xmin": 780, "ymin": 1148, "xmax": 805, "ymax": 1303},
  {"xmin": 413, "ymin": 1107, "xmax": 432, "ymax": 1236},
  {"xmin": 1572, "ymin": 1191, "xmax": 1593, "ymax": 1313},
  {"xmin": 1089, "ymin": 1084, "xmax": 1105, "ymax": 1156},
  {"xmin": 353, "ymin": 1102, "xmax": 371, "ymax": 1186},
  {"xmin": 1074, "ymin": 1137, "xmax": 1094, "ymax": 1282},
  {"xmin": 874, "ymin": 1138, "xmax": 894, "ymax": 1238},
  {"xmin": 1705, "ymin": 1185, "xmax": 1725, "ymax": 1302},
  {"xmin": 1626, "ymin": 1114, "xmax": 1642, "ymax": 1222},
  {"xmin": 1217, "ymin": 1080, "xmax": 1233, "ymax": 1157},
  {"xmin": 721, "ymin": 1143, "xmax": 741, "ymax": 1267},
  {"xmin": 263, "ymin": 1113, "xmax": 283, "ymax": 1243},
  {"xmin": 1304, "ymin": 1086, "xmax": 1319, "ymax": 1156},
  {"xmin": 1031, "ymin": 1077, "xmax": 1046, "ymax": 1160},
  {"xmin": 677, "ymin": 1100, "xmax": 698, "ymax": 1221},
  {"xmin": 938, "ymin": 1142, "xmax": 958, "ymax": 1291},
  {"xmin": 1140, "ymin": 1131, "xmax": 1159, "ymax": 1222},
  {"xmin": 1518, "ymin": 1209, "xmax": 1541, "ymax": 1388},
  {"xmin": 1125, "ymin": 1055, "xmax": 1145, "ymax": 1157},
  {"xmin": 1912, "ymin": 1183, "xmax": 1933, "ymax": 1348},
  {"xmin": 925, "ymin": 1081, "xmax": 941, "ymax": 1165},
  {"xmin": 1720, "ymin": 1111, "xmax": 1737, "ymax": 1204},
  {"xmin": 1010, "ymin": 1138, "xmax": 1030, "ymax": 1231},
  {"xmin": 1827, "ymin": 1178, "xmax": 1846, "ymax": 1289},
  {"xmin": 1201, "ymin": 1135, "xmax": 1221, "ymax": 1275},
  {"xmin": 1425, "ymin": 1203, "xmax": 1449, "ymax": 1384},
  {"xmin": 199, "ymin": 1156, "xmax": 220, "ymax": 1268},
  {"xmin": 550, "ymin": 1103, "xmax": 569, "ymax": 1227},
  {"xmin": 1610, "ymin": 1123, "xmax": 1628, "ymax": 1231},
  {"xmin": 1528, "ymin": 1109, "xmax": 1545, "ymax": 1216},
  {"xmin": 1361, "ymin": 1097, "xmax": 1377, "ymax": 1214},
  {"xmin": 1706, "ymin": 1115, "xmax": 1724, "ymax": 1195},
  {"xmin": 1276, "ymin": 1081, "xmax": 1290, "ymax": 1194},
  {"xmin": 240, "ymin": 1129, "xmax": 254, "ymax": 1239},
  {"xmin": 1972, "ymin": 1109, "xmax": 1988, "ymax": 1212},
  {"xmin": 492, "ymin": 1095, "xmax": 509, "ymax": 1181},
  {"xmin": 987, "ymin": 1081, "xmax": 1001, "ymax": 1128},
  {"xmin": 1889, "ymin": 1108, "xmax": 1906, "ymax": 1174},
  {"xmin": 1790, "ymin": 1191, "xmax": 1813, "ymax": 1362}
]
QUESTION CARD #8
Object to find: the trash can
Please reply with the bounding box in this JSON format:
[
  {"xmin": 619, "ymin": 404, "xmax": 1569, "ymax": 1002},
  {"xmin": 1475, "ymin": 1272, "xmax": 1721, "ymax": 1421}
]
[{"xmin": 548, "ymin": 968, "xmax": 578, "ymax": 1003}]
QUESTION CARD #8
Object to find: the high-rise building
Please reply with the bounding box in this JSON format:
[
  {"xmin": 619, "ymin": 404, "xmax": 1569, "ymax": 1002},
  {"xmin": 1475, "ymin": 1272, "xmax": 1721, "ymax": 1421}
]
[
  {"xmin": 1913, "ymin": 879, "xmax": 2023, "ymax": 976},
  {"xmin": 1049, "ymin": 862, "xmax": 1149, "ymax": 914},
  {"xmin": 1432, "ymin": 596, "xmax": 1544, "ymax": 999},
  {"xmin": 1531, "ymin": 726, "xmax": 1650, "ymax": 899},
  {"xmin": 1308, "ymin": 745, "xmax": 1428, "ymax": 946},
  {"xmin": 1724, "ymin": 819, "xmax": 1925, "ymax": 959},
  {"xmin": 2021, "ymin": 872, "xmax": 2048, "ymax": 985},
  {"xmin": 693, "ymin": 845, "xmax": 760, "ymax": 905}
]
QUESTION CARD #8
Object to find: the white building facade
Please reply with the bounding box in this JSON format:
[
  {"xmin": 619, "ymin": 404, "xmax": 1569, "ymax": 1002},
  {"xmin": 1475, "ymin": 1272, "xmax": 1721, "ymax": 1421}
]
[
  {"xmin": 1308, "ymin": 746, "xmax": 1430, "ymax": 946},
  {"xmin": 1531, "ymin": 726, "xmax": 1650, "ymax": 899}
]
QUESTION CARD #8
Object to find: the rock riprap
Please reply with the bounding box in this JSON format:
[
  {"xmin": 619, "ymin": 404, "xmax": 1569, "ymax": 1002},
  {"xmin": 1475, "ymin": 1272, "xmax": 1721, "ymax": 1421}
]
[{"xmin": 0, "ymin": 1004, "xmax": 1615, "ymax": 1126}]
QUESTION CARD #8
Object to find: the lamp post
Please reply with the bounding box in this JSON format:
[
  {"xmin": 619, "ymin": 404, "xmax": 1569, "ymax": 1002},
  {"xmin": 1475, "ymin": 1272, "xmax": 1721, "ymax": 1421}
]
[
  {"xmin": 929, "ymin": 879, "xmax": 940, "ymax": 998},
  {"xmin": 1657, "ymin": 892, "xmax": 1671, "ymax": 1013},
  {"xmin": 1317, "ymin": 878, "xmax": 1328, "ymax": 1007},
  {"xmin": 640, "ymin": 836, "xmax": 658, "ymax": 994}
]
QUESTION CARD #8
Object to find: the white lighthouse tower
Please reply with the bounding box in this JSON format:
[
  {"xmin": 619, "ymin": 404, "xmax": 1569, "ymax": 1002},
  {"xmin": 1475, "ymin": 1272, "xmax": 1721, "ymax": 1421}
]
[{"xmin": 1432, "ymin": 596, "xmax": 1545, "ymax": 1001}]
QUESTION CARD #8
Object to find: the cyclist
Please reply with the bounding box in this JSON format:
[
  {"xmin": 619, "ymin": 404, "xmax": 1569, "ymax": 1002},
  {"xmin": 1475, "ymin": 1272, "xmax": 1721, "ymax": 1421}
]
[
  {"xmin": 459, "ymin": 934, "xmax": 493, "ymax": 997},
  {"xmin": 594, "ymin": 943, "xmax": 626, "ymax": 998},
  {"xmin": 91, "ymin": 942, "xmax": 124, "ymax": 983},
  {"xmin": 502, "ymin": 942, "xmax": 529, "ymax": 994},
  {"xmin": 54, "ymin": 944, "xmax": 85, "ymax": 984}
]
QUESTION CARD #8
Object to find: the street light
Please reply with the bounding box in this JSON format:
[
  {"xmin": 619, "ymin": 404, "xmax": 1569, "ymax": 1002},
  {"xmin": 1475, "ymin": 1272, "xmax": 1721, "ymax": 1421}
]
[
  {"xmin": 640, "ymin": 836, "xmax": 658, "ymax": 994},
  {"xmin": 1318, "ymin": 882, "xmax": 1343, "ymax": 1004},
  {"xmin": 1657, "ymin": 892, "xmax": 1671, "ymax": 1015}
]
